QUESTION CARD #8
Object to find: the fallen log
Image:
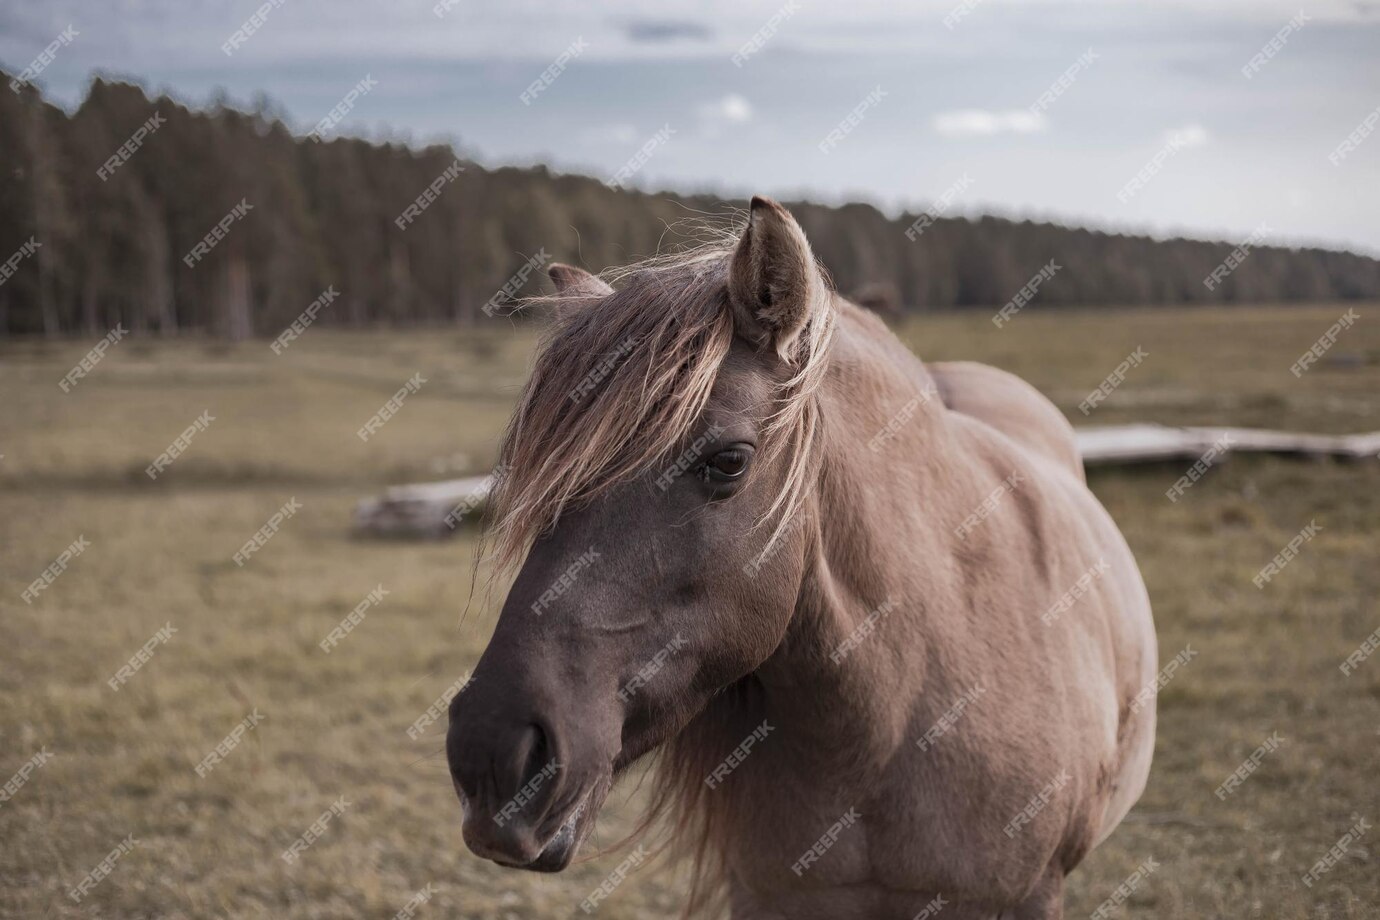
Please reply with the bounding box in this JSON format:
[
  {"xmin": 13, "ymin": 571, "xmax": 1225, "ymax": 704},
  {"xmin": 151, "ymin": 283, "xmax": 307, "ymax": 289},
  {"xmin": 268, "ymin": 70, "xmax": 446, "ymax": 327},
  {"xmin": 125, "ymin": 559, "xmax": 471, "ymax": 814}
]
[
  {"xmin": 1074, "ymin": 424, "xmax": 1380, "ymax": 464},
  {"xmin": 352, "ymin": 474, "xmax": 492, "ymax": 539},
  {"xmin": 355, "ymin": 425, "xmax": 1380, "ymax": 538}
]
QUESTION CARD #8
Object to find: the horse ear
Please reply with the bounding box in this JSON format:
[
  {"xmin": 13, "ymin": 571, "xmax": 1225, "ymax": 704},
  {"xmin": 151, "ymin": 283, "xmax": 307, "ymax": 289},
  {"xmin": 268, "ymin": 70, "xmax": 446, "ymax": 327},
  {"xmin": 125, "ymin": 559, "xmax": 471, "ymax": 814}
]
[
  {"xmin": 548, "ymin": 263, "xmax": 613, "ymax": 297},
  {"xmin": 727, "ymin": 196, "xmax": 829, "ymax": 361}
]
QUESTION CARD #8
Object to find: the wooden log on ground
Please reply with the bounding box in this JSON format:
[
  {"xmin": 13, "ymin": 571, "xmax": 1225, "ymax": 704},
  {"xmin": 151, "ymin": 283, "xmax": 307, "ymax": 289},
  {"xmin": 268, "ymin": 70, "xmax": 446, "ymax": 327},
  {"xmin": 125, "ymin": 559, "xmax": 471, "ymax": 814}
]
[
  {"xmin": 355, "ymin": 426, "xmax": 1380, "ymax": 538},
  {"xmin": 1074, "ymin": 424, "xmax": 1380, "ymax": 464},
  {"xmin": 352, "ymin": 475, "xmax": 492, "ymax": 539}
]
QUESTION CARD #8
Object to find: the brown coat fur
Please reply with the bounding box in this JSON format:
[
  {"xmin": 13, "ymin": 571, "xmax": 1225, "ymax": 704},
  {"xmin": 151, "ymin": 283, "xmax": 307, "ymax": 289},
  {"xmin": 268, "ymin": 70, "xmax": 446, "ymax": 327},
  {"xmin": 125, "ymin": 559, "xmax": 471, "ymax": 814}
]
[
  {"xmin": 660, "ymin": 295, "xmax": 1156, "ymax": 918},
  {"xmin": 447, "ymin": 198, "xmax": 1156, "ymax": 920}
]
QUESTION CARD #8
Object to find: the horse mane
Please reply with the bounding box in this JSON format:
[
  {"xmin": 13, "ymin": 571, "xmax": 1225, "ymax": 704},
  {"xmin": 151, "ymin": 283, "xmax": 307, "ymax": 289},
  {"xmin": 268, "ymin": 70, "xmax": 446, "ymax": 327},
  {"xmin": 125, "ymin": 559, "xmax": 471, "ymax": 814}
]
[
  {"xmin": 482, "ymin": 225, "xmax": 838, "ymax": 914},
  {"xmin": 485, "ymin": 233, "xmax": 835, "ymax": 578},
  {"xmin": 640, "ymin": 677, "xmax": 771, "ymax": 916}
]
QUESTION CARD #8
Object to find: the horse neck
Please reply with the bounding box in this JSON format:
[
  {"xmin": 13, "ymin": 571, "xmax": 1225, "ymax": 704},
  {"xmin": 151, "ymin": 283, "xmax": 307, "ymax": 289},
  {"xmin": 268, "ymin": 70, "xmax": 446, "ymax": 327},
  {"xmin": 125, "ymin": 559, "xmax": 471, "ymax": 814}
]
[{"xmin": 755, "ymin": 303, "xmax": 947, "ymax": 770}]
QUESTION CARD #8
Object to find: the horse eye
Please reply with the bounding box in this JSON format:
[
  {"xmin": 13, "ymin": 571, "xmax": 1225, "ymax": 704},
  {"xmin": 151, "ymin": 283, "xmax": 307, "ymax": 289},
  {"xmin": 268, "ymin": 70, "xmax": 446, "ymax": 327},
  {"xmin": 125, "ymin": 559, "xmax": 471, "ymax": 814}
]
[{"xmin": 702, "ymin": 446, "xmax": 753, "ymax": 483}]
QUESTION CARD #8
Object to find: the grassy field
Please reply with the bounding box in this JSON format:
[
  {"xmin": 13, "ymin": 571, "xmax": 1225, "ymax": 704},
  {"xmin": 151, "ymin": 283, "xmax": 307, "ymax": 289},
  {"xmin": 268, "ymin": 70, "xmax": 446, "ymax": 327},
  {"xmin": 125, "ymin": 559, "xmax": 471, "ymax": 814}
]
[{"xmin": 2, "ymin": 303, "xmax": 1378, "ymax": 918}]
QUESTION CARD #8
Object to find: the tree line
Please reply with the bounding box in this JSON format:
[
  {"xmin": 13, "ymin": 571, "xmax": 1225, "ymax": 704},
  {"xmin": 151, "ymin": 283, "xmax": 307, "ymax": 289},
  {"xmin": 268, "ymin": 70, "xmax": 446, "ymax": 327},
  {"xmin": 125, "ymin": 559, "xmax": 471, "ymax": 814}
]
[{"xmin": 2, "ymin": 71, "xmax": 1378, "ymax": 338}]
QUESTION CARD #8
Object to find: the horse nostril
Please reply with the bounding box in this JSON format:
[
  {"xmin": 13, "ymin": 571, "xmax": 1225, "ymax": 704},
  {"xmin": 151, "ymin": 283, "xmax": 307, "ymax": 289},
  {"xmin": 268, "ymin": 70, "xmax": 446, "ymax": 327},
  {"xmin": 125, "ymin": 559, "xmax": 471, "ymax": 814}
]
[{"xmin": 521, "ymin": 722, "xmax": 551, "ymax": 789}]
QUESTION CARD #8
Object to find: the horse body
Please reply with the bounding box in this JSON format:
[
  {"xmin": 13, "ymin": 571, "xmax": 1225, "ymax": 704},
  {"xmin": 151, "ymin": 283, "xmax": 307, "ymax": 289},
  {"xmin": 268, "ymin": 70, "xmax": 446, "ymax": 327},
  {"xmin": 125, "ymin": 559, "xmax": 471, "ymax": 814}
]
[
  {"xmin": 686, "ymin": 301, "xmax": 1157, "ymax": 918},
  {"xmin": 445, "ymin": 197, "xmax": 1156, "ymax": 919}
]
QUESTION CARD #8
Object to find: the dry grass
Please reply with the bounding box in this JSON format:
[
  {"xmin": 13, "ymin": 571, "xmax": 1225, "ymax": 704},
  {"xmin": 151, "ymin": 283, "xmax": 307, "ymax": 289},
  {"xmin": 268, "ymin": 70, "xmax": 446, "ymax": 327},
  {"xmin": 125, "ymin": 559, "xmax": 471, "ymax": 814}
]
[{"xmin": 2, "ymin": 303, "xmax": 1377, "ymax": 918}]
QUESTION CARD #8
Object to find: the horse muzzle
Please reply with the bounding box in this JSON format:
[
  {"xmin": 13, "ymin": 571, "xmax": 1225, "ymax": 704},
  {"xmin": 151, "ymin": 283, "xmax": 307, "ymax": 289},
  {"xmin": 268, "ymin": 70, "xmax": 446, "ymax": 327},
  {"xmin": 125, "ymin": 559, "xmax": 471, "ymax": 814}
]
[{"xmin": 446, "ymin": 688, "xmax": 614, "ymax": 872}]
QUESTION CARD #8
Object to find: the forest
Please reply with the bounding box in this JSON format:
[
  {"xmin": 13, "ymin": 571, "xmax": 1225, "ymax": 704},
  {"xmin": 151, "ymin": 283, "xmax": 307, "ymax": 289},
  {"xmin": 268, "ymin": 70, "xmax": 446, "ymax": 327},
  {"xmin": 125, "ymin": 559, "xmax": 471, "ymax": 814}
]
[{"xmin": 3, "ymin": 71, "xmax": 1379, "ymax": 337}]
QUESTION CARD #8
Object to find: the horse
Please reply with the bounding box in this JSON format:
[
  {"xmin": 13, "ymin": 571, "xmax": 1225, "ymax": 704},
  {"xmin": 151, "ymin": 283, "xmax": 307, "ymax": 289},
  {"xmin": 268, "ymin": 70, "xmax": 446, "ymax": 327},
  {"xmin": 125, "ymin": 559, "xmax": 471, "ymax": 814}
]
[{"xmin": 446, "ymin": 196, "xmax": 1157, "ymax": 919}]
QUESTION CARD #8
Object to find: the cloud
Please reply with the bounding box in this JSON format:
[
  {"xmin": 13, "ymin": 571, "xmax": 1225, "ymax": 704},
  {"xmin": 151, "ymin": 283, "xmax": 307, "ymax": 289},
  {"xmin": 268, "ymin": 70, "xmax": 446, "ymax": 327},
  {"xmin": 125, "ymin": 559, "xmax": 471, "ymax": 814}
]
[
  {"xmin": 933, "ymin": 109, "xmax": 1047, "ymax": 138},
  {"xmin": 700, "ymin": 93, "xmax": 753, "ymax": 124},
  {"xmin": 579, "ymin": 123, "xmax": 640, "ymax": 146},
  {"xmin": 1163, "ymin": 124, "xmax": 1209, "ymax": 149},
  {"xmin": 621, "ymin": 18, "xmax": 714, "ymax": 43},
  {"xmin": 696, "ymin": 94, "xmax": 754, "ymax": 136}
]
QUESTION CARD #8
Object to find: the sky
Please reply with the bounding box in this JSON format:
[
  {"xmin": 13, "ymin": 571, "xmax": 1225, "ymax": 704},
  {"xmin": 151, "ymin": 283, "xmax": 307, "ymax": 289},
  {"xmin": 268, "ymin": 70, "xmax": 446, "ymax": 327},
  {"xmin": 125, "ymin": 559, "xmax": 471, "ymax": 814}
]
[{"xmin": 3, "ymin": 0, "xmax": 1379, "ymax": 254}]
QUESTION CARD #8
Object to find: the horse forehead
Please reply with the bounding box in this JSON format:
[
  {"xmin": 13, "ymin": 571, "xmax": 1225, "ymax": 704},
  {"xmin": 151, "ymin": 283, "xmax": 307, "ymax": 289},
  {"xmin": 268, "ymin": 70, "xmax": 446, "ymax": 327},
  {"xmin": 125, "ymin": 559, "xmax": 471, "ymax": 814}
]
[{"xmin": 707, "ymin": 339, "xmax": 780, "ymax": 418}]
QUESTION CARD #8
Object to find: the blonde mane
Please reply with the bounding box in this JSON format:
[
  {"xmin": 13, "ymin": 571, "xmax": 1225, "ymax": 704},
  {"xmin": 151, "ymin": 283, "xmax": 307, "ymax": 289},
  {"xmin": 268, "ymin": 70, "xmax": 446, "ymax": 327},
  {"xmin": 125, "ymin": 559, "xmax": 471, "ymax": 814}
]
[
  {"xmin": 485, "ymin": 240, "xmax": 836, "ymax": 578},
  {"xmin": 482, "ymin": 229, "xmax": 836, "ymax": 914}
]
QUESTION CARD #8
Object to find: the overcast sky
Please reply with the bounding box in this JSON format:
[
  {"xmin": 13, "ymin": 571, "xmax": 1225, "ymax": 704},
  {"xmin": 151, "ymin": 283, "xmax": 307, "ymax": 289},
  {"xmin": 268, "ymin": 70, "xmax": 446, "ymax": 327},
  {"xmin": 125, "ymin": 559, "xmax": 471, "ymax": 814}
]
[{"xmin": 4, "ymin": 0, "xmax": 1379, "ymax": 254}]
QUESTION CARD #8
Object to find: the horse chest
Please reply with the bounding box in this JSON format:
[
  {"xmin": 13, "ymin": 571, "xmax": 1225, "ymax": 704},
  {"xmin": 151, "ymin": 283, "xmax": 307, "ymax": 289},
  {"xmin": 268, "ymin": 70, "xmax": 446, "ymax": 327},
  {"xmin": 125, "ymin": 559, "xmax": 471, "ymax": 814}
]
[{"xmin": 724, "ymin": 750, "xmax": 1062, "ymax": 907}]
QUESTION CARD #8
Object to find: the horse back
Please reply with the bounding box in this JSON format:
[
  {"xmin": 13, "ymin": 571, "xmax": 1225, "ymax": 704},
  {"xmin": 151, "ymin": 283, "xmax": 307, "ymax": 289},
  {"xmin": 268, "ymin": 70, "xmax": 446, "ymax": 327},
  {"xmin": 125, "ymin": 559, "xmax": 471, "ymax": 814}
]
[{"xmin": 927, "ymin": 360, "xmax": 1085, "ymax": 482}]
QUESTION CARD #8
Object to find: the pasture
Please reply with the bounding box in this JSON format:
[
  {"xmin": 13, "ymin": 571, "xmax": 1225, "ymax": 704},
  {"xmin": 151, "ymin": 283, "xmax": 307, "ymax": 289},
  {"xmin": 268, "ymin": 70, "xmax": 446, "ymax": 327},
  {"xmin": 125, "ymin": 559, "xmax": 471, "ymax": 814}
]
[{"xmin": 2, "ymin": 302, "xmax": 1378, "ymax": 918}]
